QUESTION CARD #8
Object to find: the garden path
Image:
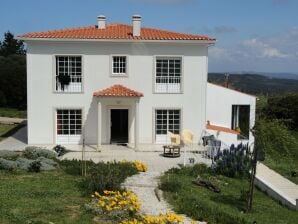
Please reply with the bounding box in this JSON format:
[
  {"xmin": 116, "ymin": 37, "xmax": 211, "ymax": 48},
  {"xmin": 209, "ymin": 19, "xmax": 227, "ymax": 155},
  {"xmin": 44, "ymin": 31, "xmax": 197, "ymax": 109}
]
[
  {"xmin": 255, "ymin": 162, "xmax": 298, "ymax": 210},
  {"xmin": 62, "ymin": 145, "xmax": 210, "ymax": 223}
]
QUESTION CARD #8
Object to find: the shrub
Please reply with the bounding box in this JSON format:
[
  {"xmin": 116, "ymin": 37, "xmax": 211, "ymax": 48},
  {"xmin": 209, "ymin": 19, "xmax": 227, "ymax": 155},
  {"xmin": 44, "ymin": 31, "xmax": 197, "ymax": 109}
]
[
  {"xmin": 24, "ymin": 146, "xmax": 57, "ymax": 159},
  {"xmin": 255, "ymin": 119, "xmax": 298, "ymax": 159},
  {"xmin": 16, "ymin": 157, "xmax": 34, "ymax": 170},
  {"xmin": 0, "ymin": 158, "xmax": 17, "ymax": 171},
  {"xmin": 0, "ymin": 150, "xmax": 19, "ymax": 160},
  {"xmin": 15, "ymin": 157, "xmax": 57, "ymax": 172},
  {"xmin": 60, "ymin": 160, "xmax": 139, "ymax": 194},
  {"xmin": 214, "ymin": 143, "xmax": 251, "ymax": 178},
  {"xmin": 53, "ymin": 145, "xmax": 69, "ymax": 157},
  {"xmin": 28, "ymin": 161, "xmax": 41, "ymax": 172},
  {"xmin": 36, "ymin": 157, "xmax": 58, "ymax": 167},
  {"xmin": 81, "ymin": 161, "xmax": 138, "ymax": 194},
  {"xmin": 60, "ymin": 159, "xmax": 96, "ymax": 176}
]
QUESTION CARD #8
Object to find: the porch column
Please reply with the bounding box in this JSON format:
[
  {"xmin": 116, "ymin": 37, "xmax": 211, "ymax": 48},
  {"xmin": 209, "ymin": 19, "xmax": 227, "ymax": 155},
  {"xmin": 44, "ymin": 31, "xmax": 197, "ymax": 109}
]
[
  {"xmin": 134, "ymin": 100, "xmax": 139, "ymax": 150},
  {"xmin": 97, "ymin": 101, "xmax": 102, "ymax": 151}
]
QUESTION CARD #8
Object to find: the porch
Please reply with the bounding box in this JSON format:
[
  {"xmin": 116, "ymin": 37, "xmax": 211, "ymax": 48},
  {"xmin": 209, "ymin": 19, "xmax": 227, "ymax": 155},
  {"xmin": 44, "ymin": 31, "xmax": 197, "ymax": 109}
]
[{"xmin": 93, "ymin": 84, "xmax": 143, "ymax": 150}]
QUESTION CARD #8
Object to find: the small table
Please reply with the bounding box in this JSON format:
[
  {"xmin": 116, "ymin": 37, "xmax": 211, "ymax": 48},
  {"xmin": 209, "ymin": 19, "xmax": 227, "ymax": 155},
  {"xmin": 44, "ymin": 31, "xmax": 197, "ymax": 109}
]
[{"xmin": 163, "ymin": 145, "xmax": 181, "ymax": 157}]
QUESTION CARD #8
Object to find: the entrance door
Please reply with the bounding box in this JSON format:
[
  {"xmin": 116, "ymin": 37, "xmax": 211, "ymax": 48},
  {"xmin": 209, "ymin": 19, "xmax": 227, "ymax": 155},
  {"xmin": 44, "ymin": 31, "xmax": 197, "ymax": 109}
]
[{"xmin": 110, "ymin": 109, "xmax": 128, "ymax": 144}]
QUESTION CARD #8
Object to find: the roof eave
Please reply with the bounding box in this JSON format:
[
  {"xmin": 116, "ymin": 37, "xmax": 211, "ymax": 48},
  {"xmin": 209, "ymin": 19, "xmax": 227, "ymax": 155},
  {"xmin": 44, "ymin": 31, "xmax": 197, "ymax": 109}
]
[{"xmin": 17, "ymin": 37, "xmax": 216, "ymax": 45}]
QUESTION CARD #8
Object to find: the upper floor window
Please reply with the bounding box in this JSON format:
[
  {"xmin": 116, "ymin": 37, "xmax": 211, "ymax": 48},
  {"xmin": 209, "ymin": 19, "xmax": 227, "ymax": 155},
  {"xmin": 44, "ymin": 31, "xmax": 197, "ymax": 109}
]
[
  {"xmin": 55, "ymin": 56, "xmax": 82, "ymax": 92},
  {"xmin": 112, "ymin": 56, "xmax": 127, "ymax": 75},
  {"xmin": 155, "ymin": 57, "xmax": 182, "ymax": 93}
]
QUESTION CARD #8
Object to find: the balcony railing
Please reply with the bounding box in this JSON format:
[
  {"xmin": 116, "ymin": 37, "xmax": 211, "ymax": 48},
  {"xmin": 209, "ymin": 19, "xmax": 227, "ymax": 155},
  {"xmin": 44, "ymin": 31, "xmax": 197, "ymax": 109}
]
[
  {"xmin": 155, "ymin": 76, "xmax": 181, "ymax": 93},
  {"xmin": 56, "ymin": 76, "xmax": 82, "ymax": 93}
]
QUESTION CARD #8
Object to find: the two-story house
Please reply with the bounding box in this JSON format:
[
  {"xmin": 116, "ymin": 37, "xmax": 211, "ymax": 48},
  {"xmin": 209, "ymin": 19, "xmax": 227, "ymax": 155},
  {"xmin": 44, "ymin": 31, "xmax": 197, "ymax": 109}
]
[{"xmin": 18, "ymin": 15, "xmax": 256, "ymax": 150}]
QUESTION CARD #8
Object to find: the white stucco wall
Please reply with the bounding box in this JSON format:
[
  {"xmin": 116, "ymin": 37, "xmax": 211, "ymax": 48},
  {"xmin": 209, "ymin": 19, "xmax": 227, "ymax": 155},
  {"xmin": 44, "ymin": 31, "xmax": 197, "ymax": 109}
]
[
  {"xmin": 206, "ymin": 83, "xmax": 256, "ymax": 146},
  {"xmin": 26, "ymin": 41, "xmax": 208, "ymax": 146}
]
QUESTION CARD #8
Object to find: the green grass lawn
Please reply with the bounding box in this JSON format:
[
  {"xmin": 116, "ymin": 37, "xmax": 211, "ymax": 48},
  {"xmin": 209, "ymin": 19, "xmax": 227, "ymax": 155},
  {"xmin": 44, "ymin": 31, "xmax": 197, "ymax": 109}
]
[
  {"xmin": 0, "ymin": 170, "xmax": 94, "ymax": 224},
  {"xmin": 0, "ymin": 124, "xmax": 19, "ymax": 141},
  {"xmin": 263, "ymin": 155, "xmax": 298, "ymax": 184},
  {"xmin": 160, "ymin": 165, "xmax": 298, "ymax": 224},
  {"xmin": 0, "ymin": 107, "xmax": 27, "ymax": 118}
]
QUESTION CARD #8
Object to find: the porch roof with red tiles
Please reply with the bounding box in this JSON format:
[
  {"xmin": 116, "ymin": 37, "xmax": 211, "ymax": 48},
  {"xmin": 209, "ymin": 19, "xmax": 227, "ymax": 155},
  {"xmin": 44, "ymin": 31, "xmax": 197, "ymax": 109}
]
[
  {"xmin": 93, "ymin": 84, "xmax": 144, "ymax": 97},
  {"xmin": 18, "ymin": 23, "xmax": 216, "ymax": 42}
]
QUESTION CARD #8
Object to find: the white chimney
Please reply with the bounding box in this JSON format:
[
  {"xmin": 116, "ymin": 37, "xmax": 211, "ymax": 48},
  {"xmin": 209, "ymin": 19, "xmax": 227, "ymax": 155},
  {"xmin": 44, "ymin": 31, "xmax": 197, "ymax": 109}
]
[
  {"xmin": 132, "ymin": 15, "xmax": 141, "ymax": 37},
  {"xmin": 97, "ymin": 15, "xmax": 106, "ymax": 29}
]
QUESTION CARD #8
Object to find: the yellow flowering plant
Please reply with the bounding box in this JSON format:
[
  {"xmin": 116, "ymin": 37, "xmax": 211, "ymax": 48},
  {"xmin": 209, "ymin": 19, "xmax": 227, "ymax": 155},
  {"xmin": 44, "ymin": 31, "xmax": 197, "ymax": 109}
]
[
  {"xmin": 121, "ymin": 160, "xmax": 148, "ymax": 172},
  {"xmin": 120, "ymin": 212, "xmax": 185, "ymax": 224},
  {"xmin": 87, "ymin": 189, "xmax": 196, "ymax": 223},
  {"xmin": 86, "ymin": 190, "xmax": 141, "ymax": 220}
]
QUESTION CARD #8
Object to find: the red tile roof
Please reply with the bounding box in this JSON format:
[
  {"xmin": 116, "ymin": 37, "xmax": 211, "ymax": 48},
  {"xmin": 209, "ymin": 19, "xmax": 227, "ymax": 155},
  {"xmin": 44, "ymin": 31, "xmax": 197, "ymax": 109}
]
[
  {"xmin": 93, "ymin": 84, "xmax": 144, "ymax": 97},
  {"xmin": 18, "ymin": 23, "xmax": 215, "ymax": 41},
  {"xmin": 206, "ymin": 124, "xmax": 239, "ymax": 135}
]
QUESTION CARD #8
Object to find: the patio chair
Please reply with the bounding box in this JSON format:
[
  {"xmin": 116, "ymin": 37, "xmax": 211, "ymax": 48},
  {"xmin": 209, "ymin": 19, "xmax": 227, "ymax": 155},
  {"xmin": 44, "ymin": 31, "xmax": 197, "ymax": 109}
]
[
  {"xmin": 167, "ymin": 131, "xmax": 181, "ymax": 146},
  {"xmin": 182, "ymin": 130, "xmax": 194, "ymax": 166}
]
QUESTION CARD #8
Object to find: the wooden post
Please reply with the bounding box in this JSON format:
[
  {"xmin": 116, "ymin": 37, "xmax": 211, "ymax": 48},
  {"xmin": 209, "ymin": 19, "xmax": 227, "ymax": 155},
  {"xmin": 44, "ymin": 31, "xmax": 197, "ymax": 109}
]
[{"xmin": 246, "ymin": 128, "xmax": 257, "ymax": 212}]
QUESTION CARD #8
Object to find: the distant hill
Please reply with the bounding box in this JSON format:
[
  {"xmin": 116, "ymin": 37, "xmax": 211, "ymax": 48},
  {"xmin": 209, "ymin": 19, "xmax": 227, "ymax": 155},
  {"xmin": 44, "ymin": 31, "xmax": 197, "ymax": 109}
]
[
  {"xmin": 259, "ymin": 72, "xmax": 298, "ymax": 80},
  {"xmin": 208, "ymin": 73, "xmax": 298, "ymax": 95}
]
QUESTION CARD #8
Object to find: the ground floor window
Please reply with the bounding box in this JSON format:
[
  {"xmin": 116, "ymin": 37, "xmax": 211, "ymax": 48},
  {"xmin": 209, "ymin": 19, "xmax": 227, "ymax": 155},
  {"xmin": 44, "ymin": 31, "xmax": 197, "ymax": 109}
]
[
  {"xmin": 155, "ymin": 109, "xmax": 180, "ymax": 144},
  {"xmin": 231, "ymin": 105, "xmax": 250, "ymax": 139},
  {"xmin": 56, "ymin": 109, "xmax": 82, "ymax": 144}
]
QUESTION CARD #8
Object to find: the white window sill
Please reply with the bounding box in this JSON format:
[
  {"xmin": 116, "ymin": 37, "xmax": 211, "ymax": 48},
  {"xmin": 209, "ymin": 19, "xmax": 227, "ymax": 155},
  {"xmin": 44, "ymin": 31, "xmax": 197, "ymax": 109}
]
[{"xmin": 110, "ymin": 73, "xmax": 128, "ymax": 78}]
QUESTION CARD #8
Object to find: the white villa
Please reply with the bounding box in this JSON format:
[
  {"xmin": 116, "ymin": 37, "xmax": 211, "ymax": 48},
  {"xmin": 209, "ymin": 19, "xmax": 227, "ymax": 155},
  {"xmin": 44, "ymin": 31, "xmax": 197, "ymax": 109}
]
[{"xmin": 18, "ymin": 15, "xmax": 256, "ymax": 150}]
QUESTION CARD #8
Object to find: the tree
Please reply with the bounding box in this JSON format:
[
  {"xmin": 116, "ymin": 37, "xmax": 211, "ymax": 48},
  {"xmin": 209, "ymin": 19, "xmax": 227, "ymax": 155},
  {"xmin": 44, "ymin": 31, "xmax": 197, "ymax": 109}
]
[
  {"xmin": 0, "ymin": 31, "xmax": 25, "ymax": 56},
  {"xmin": 0, "ymin": 31, "xmax": 26, "ymax": 108}
]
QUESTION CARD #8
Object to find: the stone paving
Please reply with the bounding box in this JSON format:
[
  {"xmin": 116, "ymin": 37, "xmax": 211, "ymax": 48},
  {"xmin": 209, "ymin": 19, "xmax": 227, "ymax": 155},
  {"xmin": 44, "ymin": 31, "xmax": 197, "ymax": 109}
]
[
  {"xmin": 255, "ymin": 162, "xmax": 298, "ymax": 210},
  {"xmin": 0, "ymin": 126, "xmax": 27, "ymax": 151}
]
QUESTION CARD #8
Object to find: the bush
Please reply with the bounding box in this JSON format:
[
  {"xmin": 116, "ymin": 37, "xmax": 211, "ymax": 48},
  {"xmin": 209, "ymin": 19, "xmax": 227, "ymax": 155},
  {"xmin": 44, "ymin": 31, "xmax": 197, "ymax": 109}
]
[
  {"xmin": 36, "ymin": 157, "xmax": 58, "ymax": 167},
  {"xmin": 28, "ymin": 161, "xmax": 41, "ymax": 172},
  {"xmin": 0, "ymin": 158, "xmax": 17, "ymax": 171},
  {"xmin": 214, "ymin": 143, "xmax": 251, "ymax": 178},
  {"xmin": 81, "ymin": 161, "xmax": 139, "ymax": 194},
  {"xmin": 24, "ymin": 146, "xmax": 57, "ymax": 159},
  {"xmin": 60, "ymin": 160, "xmax": 139, "ymax": 194},
  {"xmin": 0, "ymin": 150, "xmax": 19, "ymax": 160},
  {"xmin": 60, "ymin": 159, "xmax": 95, "ymax": 176},
  {"xmin": 16, "ymin": 157, "xmax": 34, "ymax": 170},
  {"xmin": 53, "ymin": 145, "xmax": 69, "ymax": 157},
  {"xmin": 255, "ymin": 119, "xmax": 298, "ymax": 159},
  {"xmin": 262, "ymin": 93, "xmax": 298, "ymax": 131}
]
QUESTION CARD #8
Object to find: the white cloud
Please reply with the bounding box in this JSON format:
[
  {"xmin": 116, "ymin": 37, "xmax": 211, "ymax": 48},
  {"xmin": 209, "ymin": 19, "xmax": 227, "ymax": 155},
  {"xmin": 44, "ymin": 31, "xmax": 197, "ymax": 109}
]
[
  {"xmin": 209, "ymin": 47, "xmax": 227, "ymax": 59},
  {"xmin": 242, "ymin": 38, "xmax": 288, "ymax": 58}
]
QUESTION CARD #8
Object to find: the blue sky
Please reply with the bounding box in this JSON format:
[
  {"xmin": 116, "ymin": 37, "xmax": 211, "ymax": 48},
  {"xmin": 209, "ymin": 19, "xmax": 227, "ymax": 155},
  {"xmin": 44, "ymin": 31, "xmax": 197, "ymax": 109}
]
[{"xmin": 0, "ymin": 0, "xmax": 297, "ymax": 73}]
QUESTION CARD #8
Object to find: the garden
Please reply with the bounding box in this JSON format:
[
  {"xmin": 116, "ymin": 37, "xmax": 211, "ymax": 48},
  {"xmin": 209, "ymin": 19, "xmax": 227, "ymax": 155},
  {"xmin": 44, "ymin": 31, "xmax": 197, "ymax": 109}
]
[
  {"xmin": 159, "ymin": 143, "xmax": 298, "ymax": 224},
  {"xmin": 0, "ymin": 146, "xmax": 186, "ymax": 224}
]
